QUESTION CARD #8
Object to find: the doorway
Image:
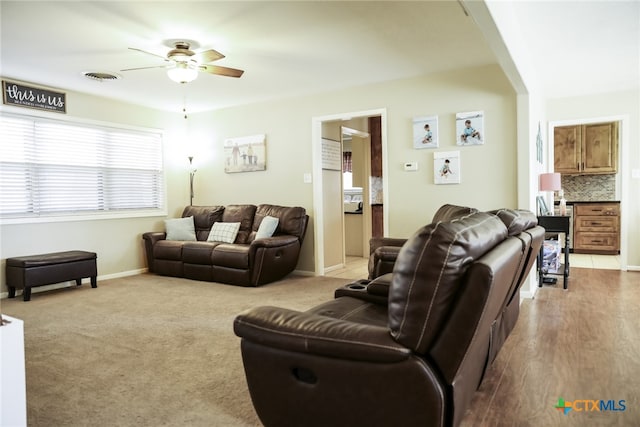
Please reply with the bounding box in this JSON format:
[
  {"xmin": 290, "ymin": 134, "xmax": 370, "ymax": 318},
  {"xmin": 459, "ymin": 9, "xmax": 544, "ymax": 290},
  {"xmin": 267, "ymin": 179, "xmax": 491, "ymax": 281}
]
[
  {"xmin": 311, "ymin": 108, "xmax": 388, "ymax": 275},
  {"xmin": 548, "ymin": 114, "xmax": 629, "ymax": 271}
]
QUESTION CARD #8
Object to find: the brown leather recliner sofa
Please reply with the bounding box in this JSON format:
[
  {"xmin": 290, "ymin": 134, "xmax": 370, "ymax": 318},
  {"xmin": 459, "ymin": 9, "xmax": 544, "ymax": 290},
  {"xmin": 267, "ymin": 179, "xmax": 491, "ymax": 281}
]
[
  {"xmin": 234, "ymin": 206, "xmax": 544, "ymax": 427},
  {"xmin": 143, "ymin": 204, "xmax": 308, "ymax": 286}
]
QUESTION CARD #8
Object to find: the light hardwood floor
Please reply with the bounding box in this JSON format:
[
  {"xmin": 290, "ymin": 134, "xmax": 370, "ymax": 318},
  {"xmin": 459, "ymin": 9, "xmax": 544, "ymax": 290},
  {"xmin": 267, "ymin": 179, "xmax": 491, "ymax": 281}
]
[
  {"xmin": 461, "ymin": 267, "xmax": 640, "ymax": 426},
  {"xmin": 325, "ymin": 257, "xmax": 639, "ymax": 425}
]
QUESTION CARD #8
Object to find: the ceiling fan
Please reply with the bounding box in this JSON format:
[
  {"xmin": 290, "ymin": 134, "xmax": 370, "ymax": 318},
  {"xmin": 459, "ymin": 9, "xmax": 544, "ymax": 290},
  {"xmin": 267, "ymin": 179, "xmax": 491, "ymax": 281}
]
[{"xmin": 121, "ymin": 41, "xmax": 244, "ymax": 83}]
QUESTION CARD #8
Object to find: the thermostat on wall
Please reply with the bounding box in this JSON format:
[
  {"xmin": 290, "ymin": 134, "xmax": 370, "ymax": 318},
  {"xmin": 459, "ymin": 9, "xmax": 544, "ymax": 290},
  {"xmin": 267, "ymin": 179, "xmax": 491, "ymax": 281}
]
[{"xmin": 404, "ymin": 162, "xmax": 418, "ymax": 171}]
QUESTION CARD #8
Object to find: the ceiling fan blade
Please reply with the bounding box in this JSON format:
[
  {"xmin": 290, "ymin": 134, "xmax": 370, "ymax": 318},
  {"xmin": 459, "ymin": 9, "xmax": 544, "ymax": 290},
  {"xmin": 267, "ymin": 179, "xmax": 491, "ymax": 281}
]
[
  {"xmin": 200, "ymin": 64, "xmax": 244, "ymax": 78},
  {"xmin": 120, "ymin": 65, "xmax": 168, "ymax": 72},
  {"xmin": 195, "ymin": 49, "xmax": 225, "ymax": 63},
  {"xmin": 128, "ymin": 47, "xmax": 168, "ymax": 61}
]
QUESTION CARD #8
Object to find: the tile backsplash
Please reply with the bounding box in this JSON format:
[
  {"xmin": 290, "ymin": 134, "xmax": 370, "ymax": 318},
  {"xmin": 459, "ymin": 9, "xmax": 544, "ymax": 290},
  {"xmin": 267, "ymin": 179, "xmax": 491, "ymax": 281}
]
[{"xmin": 559, "ymin": 174, "xmax": 616, "ymax": 202}]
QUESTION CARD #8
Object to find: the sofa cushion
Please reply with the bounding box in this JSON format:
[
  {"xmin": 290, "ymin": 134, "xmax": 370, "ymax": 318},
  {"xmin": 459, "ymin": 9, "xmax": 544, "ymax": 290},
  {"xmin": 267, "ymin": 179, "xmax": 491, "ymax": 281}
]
[
  {"xmin": 252, "ymin": 204, "xmax": 307, "ymax": 241},
  {"xmin": 489, "ymin": 208, "xmax": 538, "ymax": 236},
  {"xmin": 153, "ymin": 240, "xmax": 185, "ymax": 260},
  {"xmin": 432, "ymin": 204, "xmax": 478, "ymax": 223},
  {"xmin": 182, "ymin": 206, "xmax": 225, "ymax": 241},
  {"xmin": 388, "ymin": 212, "xmax": 507, "ymax": 354},
  {"xmin": 211, "ymin": 244, "xmax": 250, "ymax": 269},
  {"xmin": 207, "ymin": 222, "xmax": 241, "ymax": 243},
  {"xmin": 183, "ymin": 241, "xmax": 219, "ymax": 264},
  {"xmin": 223, "ymin": 205, "xmax": 257, "ymax": 244},
  {"xmin": 165, "ymin": 216, "xmax": 196, "ymax": 241},
  {"xmin": 255, "ymin": 215, "xmax": 279, "ymax": 240}
]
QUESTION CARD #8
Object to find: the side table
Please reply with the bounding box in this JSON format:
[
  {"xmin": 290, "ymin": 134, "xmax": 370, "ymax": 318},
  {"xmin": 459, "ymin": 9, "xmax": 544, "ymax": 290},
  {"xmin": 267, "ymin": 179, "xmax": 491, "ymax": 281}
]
[{"xmin": 537, "ymin": 215, "xmax": 570, "ymax": 289}]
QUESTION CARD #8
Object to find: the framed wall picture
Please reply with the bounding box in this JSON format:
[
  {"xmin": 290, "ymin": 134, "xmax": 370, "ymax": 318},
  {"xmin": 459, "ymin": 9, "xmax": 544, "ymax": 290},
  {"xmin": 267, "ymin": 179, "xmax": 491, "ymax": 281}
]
[
  {"xmin": 224, "ymin": 134, "xmax": 266, "ymax": 173},
  {"xmin": 456, "ymin": 111, "xmax": 484, "ymax": 146},
  {"xmin": 412, "ymin": 115, "xmax": 438, "ymax": 149},
  {"xmin": 434, "ymin": 150, "xmax": 461, "ymax": 184}
]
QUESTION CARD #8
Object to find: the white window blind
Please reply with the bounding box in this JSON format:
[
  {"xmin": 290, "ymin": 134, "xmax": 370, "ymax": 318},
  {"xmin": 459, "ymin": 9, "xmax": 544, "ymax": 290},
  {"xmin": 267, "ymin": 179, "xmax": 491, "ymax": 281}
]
[{"xmin": 0, "ymin": 113, "xmax": 164, "ymax": 219}]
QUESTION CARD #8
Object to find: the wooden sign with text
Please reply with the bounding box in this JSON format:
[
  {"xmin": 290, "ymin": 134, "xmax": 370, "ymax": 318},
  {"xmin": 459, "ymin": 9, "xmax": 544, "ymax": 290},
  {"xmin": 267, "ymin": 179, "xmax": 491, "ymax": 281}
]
[{"xmin": 2, "ymin": 80, "xmax": 66, "ymax": 113}]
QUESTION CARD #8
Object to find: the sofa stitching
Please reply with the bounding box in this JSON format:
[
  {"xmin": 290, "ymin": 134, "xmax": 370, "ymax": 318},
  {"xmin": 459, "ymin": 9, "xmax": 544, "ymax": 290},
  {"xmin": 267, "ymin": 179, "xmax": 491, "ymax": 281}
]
[
  {"xmin": 334, "ymin": 303, "xmax": 370, "ymax": 321},
  {"xmin": 254, "ymin": 248, "xmax": 267, "ymax": 285}
]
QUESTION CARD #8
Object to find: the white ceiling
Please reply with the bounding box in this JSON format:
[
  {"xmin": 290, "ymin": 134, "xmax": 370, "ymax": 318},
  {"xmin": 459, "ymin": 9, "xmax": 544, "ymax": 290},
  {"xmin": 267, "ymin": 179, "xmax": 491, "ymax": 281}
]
[{"xmin": 1, "ymin": 1, "xmax": 638, "ymax": 114}]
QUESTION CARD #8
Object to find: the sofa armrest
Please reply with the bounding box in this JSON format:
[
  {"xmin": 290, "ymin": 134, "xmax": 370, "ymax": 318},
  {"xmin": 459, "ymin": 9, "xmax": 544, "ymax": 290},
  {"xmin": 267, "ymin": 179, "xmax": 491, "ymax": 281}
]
[
  {"xmin": 250, "ymin": 234, "xmax": 299, "ymax": 248},
  {"xmin": 234, "ymin": 306, "xmax": 410, "ymax": 363},
  {"xmin": 367, "ymin": 273, "xmax": 392, "ymax": 297},
  {"xmin": 369, "ymin": 237, "xmax": 407, "ymax": 255},
  {"xmin": 142, "ymin": 232, "xmax": 166, "ymax": 273},
  {"xmin": 368, "ymin": 245, "xmax": 403, "ymax": 279},
  {"xmin": 143, "ymin": 231, "xmax": 167, "ymax": 245}
]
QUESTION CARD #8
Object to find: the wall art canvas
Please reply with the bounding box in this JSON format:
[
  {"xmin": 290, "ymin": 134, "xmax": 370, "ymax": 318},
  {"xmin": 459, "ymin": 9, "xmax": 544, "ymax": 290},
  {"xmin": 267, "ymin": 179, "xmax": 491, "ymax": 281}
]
[
  {"xmin": 224, "ymin": 134, "xmax": 266, "ymax": 173},
  {"xmin": 434, "ymin": 150, "xmax": 461, "ymax": 184},
  {"xmin": 536, "ymin": 121, "xmax": 543, "ymax": 163},
  {"xmin": 456, "ymin": 111, "xmax": 484, "ymax": 146},
  {"xmin": 412, "ymin": 115, "xmax": 439, "ymax": 149}
]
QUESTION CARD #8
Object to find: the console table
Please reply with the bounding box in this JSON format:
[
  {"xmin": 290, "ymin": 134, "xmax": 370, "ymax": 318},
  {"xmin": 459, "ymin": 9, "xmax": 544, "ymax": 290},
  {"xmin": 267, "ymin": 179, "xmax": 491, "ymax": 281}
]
[{"xmin": 537, "ymin": 215, "xmax": 570, "ymax": 289}]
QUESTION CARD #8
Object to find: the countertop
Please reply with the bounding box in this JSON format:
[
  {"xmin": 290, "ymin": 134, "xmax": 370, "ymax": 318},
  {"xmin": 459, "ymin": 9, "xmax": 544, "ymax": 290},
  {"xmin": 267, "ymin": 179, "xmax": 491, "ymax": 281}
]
[{"xmin": 555, "ymin": 200, "xmax": 620, "ymax": 205}]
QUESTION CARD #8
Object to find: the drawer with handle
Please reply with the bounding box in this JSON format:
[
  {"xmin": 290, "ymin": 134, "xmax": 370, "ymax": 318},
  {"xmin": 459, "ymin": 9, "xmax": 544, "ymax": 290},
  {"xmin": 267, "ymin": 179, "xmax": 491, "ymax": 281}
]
[
  {"xmin": 574, "ymin": 203, "xmax": 619, "ymax": 216},
  {"xmin": 574, "ymin": 215, "xmax": 618, "ymax": 232}
]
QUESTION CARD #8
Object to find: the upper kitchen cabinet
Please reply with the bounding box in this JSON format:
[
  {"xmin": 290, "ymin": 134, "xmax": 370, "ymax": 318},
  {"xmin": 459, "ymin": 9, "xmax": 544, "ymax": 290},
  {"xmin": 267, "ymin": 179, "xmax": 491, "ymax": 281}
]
[{"xmin": 554, "ymin": 122, "xmax": 619, "ymax": 175}]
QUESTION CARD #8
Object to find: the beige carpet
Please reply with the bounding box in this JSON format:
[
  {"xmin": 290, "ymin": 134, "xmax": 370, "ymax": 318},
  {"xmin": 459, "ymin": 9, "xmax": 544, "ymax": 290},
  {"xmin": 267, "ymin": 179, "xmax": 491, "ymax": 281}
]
[{"xmin": 1, "ymin": 273, "xmax": 353, "ymax": 427}]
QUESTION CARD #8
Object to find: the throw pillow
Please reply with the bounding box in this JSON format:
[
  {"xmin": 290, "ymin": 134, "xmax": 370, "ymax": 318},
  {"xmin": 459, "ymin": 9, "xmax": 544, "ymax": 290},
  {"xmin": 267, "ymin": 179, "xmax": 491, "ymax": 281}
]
[
  {"xmin": 207, "ymin": 222, "xmax": 241, "ymax": 243},
  {"xmin": 165, "ymin": 216, "xmax": 197, "ymax": 241},
  {"xmin": 255, "ymin": 216, "xmax": 279, "ymax": 240}
]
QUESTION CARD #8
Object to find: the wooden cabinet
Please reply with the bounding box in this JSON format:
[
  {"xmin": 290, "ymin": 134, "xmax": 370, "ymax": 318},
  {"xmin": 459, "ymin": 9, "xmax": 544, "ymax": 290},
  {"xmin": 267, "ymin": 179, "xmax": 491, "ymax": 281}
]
[
  {"xmin": 554, "ymin": 122, "xmax": 618, "ymax": 175},
  {"xmin": 573, "ymin": 203, "xmax": 620, "ymax": 254}
]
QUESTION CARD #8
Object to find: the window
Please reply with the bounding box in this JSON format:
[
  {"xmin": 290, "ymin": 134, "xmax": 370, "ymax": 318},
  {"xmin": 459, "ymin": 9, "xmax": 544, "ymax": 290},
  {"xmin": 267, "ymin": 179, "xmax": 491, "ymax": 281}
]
[{"xmin": 0, "ymin": 113, "xmax": 164, "ymax": 221}]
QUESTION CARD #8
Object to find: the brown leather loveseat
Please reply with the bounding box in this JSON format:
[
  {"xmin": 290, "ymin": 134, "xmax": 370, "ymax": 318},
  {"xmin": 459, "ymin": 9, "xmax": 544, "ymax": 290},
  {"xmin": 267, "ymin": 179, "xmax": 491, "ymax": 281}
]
[
  {"xmin": 143, "ymin": 204, "xmax": 308, "ymax": 286},
  {"xmin": 234, "ymin": 206, "xmax": 543, "ymax": 426}
]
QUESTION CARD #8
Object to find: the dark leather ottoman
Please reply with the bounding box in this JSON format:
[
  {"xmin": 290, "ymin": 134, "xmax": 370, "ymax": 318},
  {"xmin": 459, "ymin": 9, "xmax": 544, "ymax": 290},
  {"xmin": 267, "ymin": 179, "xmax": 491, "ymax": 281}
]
[{"xmin": 6, "ymin": 251, "xmax": 97, "ymax": 301}]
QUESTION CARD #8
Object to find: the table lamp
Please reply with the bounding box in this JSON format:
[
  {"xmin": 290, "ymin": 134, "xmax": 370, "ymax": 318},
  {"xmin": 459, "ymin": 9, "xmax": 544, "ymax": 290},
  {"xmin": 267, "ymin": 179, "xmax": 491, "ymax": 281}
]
[{"xmin": 538, "ymin": 172, "xmax": 561, "ymax": 215}]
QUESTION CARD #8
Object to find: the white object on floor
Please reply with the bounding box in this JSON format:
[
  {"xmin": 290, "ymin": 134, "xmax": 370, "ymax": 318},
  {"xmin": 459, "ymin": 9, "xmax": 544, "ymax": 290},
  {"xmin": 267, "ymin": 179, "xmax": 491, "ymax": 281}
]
[{"xmin": 1, "ymin": 315, "xmax": 27, "ymax": 427}]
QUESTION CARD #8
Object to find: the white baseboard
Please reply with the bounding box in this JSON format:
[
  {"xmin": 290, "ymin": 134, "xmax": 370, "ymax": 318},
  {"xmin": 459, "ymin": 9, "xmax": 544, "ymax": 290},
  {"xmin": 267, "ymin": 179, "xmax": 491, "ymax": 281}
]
[
  {"xmin": 292, "ymin": 269, "xmax": 315, "ymax": 276},
  {"xmin": 0, "ymin": 268, "xmax": 148, "ymax": 300},
  {"xmin": 323, "ymin": 263, "xmax": 345, "ymax": 274},
  {"xmin": 626, "ymin": 265, "xmax": 640, "ymax": 272}
]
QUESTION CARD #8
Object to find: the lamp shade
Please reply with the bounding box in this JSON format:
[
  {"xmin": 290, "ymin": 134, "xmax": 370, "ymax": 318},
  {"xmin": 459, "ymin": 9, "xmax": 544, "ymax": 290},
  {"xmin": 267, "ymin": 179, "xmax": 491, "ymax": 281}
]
[
  {"xmin": 167, "ymin": 62, "xmax": 198, "ymax": 84},
  {"xmin": 539, "ymin": 172, "xmax": 561, "ymax": 192}
]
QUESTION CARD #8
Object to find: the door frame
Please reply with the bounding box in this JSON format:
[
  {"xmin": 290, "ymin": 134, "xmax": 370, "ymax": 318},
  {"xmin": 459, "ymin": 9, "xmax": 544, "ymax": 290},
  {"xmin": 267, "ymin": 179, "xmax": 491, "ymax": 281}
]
[{"xmin": 311, "ymin": 108, "xmax": 388, "ymax": 275}]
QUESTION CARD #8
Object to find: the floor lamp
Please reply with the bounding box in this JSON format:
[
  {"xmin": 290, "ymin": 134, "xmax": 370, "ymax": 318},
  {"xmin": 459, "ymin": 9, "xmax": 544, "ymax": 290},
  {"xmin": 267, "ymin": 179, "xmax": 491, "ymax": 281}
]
[{"xmin": 188, "ymin": 156, "xmax": 197, "ymax": 206}]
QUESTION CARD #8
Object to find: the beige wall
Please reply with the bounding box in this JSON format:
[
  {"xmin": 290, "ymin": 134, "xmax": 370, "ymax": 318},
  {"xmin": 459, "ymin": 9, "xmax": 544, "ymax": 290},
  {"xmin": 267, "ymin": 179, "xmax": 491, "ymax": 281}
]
[
  {"xmin": 189, "ymin": 64, "xmax": 517, "ymax": 272},
  {"xmin": 547, "ymin": 89, "xmax": 640, "ymax": 269},
  {"xmin": 0, "ymin": 63, "xmax": 519, "ymax": 294}
]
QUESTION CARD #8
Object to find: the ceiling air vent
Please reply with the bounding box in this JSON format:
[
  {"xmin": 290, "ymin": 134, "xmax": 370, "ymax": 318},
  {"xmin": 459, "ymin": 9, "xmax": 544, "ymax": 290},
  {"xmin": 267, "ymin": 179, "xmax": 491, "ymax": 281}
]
[{"xmin": 82, "ymin": 71, "xmax": 121, "ymax": 82}]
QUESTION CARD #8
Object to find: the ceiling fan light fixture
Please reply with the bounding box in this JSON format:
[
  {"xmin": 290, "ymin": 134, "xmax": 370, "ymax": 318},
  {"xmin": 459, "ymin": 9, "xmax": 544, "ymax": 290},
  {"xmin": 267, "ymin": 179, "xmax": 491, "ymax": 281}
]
[{"xmin": 167, "ymin": 62, "xmax": 198, "ymax": 84}]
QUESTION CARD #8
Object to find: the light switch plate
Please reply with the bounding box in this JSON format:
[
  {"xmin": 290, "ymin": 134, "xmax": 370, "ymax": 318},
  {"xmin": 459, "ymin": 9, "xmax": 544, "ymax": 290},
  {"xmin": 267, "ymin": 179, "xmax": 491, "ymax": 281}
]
[
  {"xmin": 303, "ymin": 173, "xmax": 312, "ymax": 183},
  {"xmin": 404, "ymin": 162, "xmax": 418, "ymax": 171},
  {"xmin": 632, "ymin": 169, "xmax": 640, "ymax": 179}
]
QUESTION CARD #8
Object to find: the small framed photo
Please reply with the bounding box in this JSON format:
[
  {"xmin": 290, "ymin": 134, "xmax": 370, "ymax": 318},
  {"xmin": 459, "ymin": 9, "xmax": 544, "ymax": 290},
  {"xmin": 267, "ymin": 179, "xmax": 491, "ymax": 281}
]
[
  {"xmin": 537, "ymin": 196, "xmax": 550, "ymax": 216},
  {"xmin": 434, "ymin": 150, "xmax": 461, "ymax": 184},
  {"xmin": 456, "ymin": 111, "xmax": 484, "ymax": 146},
  {"xmin": 413, "ymin": 115, "xmax": 438, "ymax": 149}
]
